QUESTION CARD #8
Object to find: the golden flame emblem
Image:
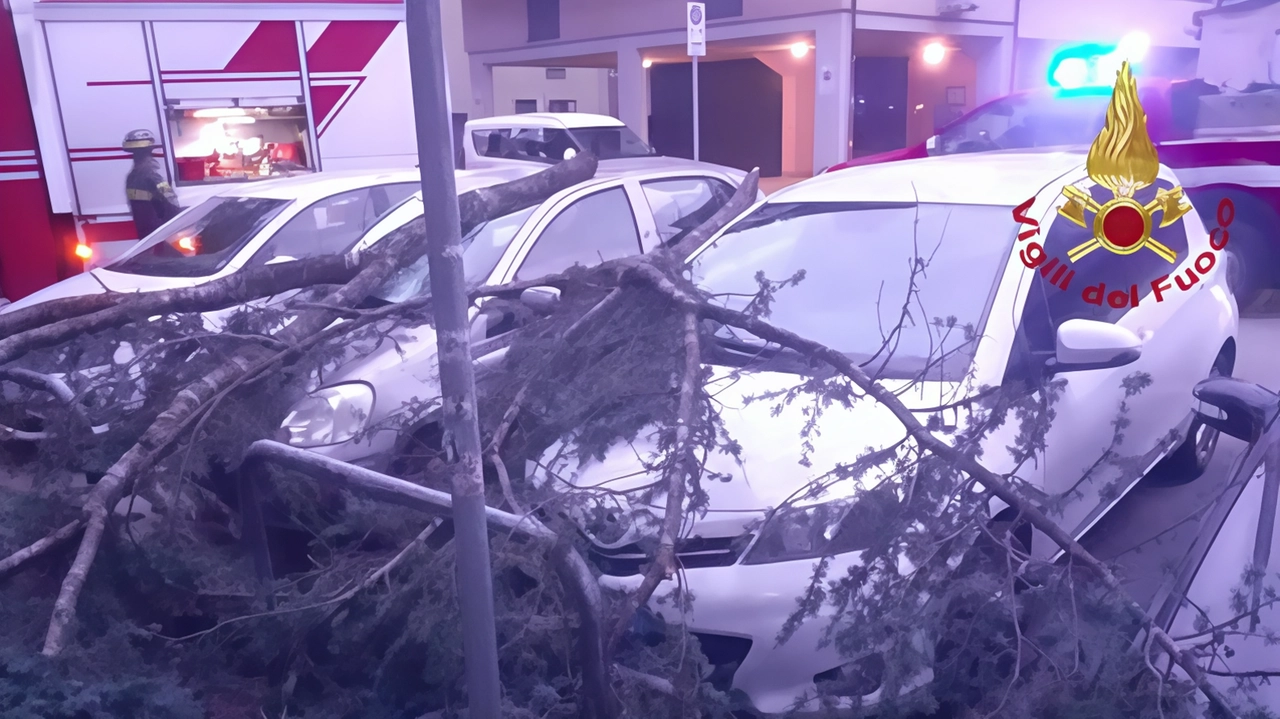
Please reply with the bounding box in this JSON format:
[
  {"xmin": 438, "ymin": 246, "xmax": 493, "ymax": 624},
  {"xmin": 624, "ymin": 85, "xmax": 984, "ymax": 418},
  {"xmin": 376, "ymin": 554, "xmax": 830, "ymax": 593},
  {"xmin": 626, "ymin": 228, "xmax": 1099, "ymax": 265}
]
[{"xmin": 1058, "ymin": 61, "xmax": 1192, "ymax": 264}]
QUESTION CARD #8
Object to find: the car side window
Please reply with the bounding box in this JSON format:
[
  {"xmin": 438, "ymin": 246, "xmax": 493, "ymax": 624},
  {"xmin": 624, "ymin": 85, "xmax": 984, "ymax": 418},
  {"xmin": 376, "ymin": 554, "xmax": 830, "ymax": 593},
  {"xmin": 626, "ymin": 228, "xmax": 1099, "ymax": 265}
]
[
  {"xmin": 248, "ymin": 183, "xmax": 416, "ymax": 266},
  {"xmin": 640, "ymin": 177, "xmax": 735, "ymax": 247},
  {"xmin": 514, "ymin": 187, "xmax": 642, "ymax": 281},
  {"xmin": 1005, "ymin": 179, "xmax": 1191, "ymax": 382}
]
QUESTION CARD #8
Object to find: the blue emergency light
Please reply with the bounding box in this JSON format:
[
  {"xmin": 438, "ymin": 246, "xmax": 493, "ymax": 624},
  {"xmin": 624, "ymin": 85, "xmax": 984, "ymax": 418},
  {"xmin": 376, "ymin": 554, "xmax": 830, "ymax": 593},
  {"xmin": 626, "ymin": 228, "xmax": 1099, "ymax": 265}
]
[{"xmin": 1047, "ymin": 35, "xmax": 1149, "ymax": 92}]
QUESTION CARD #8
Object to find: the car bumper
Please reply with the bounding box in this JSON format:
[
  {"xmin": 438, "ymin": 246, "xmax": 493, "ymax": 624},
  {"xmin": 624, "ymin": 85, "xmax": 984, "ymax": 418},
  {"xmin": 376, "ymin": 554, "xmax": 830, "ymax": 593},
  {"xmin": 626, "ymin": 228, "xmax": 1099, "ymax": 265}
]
[{"xmin": 601, "ymin": 552, "xmax": 931, "ymax": 714}]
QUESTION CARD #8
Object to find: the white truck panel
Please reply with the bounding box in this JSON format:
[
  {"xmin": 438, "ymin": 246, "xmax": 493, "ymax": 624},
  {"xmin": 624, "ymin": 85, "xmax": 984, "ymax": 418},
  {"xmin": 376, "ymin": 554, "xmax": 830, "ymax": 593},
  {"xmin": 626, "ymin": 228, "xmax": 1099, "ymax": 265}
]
[
  {"xmin": 305, "ymin": 20, "xmax": 416, "ymax": 169},
  {"xmin": 152, "ymin": 21, "xmax": 262, "ymax": 72},
  {"xmin": 44, "ymin": 21, "xmax": 162, "ymax": 216}
]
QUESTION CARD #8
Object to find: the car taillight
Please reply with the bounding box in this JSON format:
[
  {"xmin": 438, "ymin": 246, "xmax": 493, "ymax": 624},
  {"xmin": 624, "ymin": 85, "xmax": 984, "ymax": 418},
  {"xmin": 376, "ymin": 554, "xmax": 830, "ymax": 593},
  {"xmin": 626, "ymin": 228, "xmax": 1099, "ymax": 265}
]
[{"xmin": 74, "ymin": 243, "xmax": 92, "ymax": 260}]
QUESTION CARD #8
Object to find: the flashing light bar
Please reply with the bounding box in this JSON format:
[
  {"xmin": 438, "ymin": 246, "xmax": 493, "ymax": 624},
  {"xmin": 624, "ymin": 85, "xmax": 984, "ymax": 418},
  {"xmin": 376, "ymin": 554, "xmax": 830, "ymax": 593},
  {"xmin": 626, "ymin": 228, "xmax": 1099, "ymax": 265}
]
[{"xmin": 1047, "ymin": 32, "xmax": 1150, "ymax": 90}]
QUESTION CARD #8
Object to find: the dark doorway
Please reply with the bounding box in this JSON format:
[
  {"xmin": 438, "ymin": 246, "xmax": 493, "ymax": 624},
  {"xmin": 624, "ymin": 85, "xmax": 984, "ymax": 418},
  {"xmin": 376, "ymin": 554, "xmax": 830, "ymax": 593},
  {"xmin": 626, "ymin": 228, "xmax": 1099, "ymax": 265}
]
[
  {"xmin": 648, "ymin": 58, "xmax": 782, "ymax": 177},
  {"xmin": 452, "ymin": 112, "xmax": 467, "ymax": 169},
  {"xmin": 851, "ymin": 56, "xmax": 908, "ymax": 157}
]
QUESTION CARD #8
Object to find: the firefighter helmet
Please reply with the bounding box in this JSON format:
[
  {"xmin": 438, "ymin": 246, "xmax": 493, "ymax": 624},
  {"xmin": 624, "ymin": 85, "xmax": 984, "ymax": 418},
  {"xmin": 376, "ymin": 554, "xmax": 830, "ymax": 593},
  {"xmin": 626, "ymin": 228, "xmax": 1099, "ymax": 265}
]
[{"xmin": 122, "ymin": 129, "xmax": 157, "ymax": 152}]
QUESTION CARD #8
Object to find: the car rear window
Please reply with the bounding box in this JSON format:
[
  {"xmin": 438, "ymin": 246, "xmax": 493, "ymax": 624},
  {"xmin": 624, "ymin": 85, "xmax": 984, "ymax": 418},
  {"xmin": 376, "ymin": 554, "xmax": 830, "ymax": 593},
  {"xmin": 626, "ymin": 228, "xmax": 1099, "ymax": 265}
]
[{"xmin": 108, "ymin": 196, "xmax": 290, "ymax": 278}]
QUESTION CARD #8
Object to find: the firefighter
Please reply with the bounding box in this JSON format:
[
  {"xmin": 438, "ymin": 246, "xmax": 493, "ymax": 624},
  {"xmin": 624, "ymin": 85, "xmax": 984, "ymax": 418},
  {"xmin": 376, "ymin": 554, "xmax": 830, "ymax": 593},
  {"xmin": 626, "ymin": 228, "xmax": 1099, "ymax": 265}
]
[{"xmin": 122, "ymin": 129, "xmax": 182, "ymax": 239}]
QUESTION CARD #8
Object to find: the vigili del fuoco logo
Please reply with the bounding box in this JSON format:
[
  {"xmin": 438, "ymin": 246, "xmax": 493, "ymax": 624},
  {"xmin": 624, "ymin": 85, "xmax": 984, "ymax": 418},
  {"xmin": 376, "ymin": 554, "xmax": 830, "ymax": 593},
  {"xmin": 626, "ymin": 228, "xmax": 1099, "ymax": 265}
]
[{"xmin": 1012, "ymin": 61, "xmax": 1234, "ymax": 309}]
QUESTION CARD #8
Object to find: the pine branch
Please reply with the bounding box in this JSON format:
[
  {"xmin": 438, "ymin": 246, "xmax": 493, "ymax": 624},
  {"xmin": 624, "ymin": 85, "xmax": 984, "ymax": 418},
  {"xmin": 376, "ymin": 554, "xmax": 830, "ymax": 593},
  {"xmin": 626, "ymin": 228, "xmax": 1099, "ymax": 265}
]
[
  {"xmin": 33, "ymin": 154, "xmax": 599, "ymax": 657},
  {"xmin": 624, "ymin": 260, "xmax": 1244, "ymax": 719},
  {"xmin": 604, "ymin": 310, "xmax": 701, "ymax": 661}
]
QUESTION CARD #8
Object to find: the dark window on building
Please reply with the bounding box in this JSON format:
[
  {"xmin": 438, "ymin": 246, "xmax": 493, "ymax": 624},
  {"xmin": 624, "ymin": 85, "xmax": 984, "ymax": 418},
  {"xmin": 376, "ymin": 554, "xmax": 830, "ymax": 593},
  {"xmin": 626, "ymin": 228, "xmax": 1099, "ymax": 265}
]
[
  {"xmin": 514, "ymin": 99, "xmax": 538, "ymax": 114},
  {"xmin": 546, "ymin": 67, "xmax": 567, "ymax": 80},
  {"xmin": 548, "ymin": 99, "xmax": 576, "ymax": 112},
  {"xmin": 706, "ymin": 0, "xmax": 743, "ymax": 19},
  {"xmin": 528, "ymin": 0, "xmax": 560, "ymax": 42}
]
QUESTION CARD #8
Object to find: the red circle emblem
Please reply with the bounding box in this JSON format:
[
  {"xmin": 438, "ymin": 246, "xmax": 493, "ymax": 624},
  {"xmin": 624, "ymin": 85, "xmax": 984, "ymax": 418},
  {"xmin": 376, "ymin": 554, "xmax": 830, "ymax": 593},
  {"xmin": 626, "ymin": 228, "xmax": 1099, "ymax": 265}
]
[{"xmin": 1101, "ymin": 204, "xmax": 1146, "ymax": 248}]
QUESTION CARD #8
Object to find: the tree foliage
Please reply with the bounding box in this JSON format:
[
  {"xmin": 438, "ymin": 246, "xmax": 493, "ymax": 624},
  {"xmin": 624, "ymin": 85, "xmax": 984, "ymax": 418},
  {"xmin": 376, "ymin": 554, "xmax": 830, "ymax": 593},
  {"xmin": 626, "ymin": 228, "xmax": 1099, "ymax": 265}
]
[{"xmin": 2, "ymin": 164, "xmax": 1278, "ymax": 719}]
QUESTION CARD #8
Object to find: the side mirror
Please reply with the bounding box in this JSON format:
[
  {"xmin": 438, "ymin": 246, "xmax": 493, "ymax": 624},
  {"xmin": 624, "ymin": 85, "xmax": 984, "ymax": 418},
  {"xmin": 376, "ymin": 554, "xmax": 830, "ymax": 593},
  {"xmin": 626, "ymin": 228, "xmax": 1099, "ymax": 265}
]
[
  {"xmin": 1191, "ymin": 376, "xmax": 1280, "ymax": 443},
  {"xmin": 563, "ymin": 148, "xmax": 578, "ymax": 160},
  {"xmin": 1046, "ymin": 319, "xmax": 1141, "ymax": 374},
  {"xmin": 520, "ymin": 286, "xmax": 561, "ymax": 314}
]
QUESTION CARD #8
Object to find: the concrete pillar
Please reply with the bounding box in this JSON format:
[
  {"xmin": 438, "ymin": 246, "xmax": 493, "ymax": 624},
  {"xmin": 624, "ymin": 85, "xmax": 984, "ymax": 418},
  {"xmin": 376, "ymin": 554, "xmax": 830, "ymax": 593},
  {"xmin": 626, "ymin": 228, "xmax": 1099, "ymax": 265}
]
[
  {"xmin": 812, "ymin": 12, "xmax": 853, "ymax": 173},
  {"xmin": 615, "ymin": 45, "xmax": 649, "ymax": 142},
  {"xmin": 960, "ymin": 33, "xmax": 1014, "ymax": 107},
  {"xmin": 469, "ymin": 54, "xmax": 494, "ymax": 118}
]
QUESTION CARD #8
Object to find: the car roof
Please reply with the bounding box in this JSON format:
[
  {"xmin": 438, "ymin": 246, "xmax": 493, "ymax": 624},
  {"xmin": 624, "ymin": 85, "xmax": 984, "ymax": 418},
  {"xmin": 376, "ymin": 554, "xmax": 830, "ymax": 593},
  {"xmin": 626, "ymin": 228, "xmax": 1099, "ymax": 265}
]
[
  {"xmin": 212, "ymin": 167, "xmax": 539, "ymax": 203},
  {"xmin": 400, "ymin": 163, "xmax": 743, "ymax": 202},
  {"xmin": 466, "ymin": 113, "xmax": 626, "ymax": 130},
  {"xmin": 774, "ymin": 149, "xmax": 1095, "ymax": 206}
]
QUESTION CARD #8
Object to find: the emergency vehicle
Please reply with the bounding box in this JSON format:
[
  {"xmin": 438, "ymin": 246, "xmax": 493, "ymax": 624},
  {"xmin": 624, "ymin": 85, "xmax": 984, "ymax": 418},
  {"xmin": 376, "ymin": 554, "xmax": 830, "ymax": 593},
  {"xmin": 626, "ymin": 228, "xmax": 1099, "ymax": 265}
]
[
  {"xmin": 828, "ymin": 3, "xmax": 1280, "ymax": 305},
  {"xmin": 0, "ymin": 0, "xmax": 419, "ymax": 301}
]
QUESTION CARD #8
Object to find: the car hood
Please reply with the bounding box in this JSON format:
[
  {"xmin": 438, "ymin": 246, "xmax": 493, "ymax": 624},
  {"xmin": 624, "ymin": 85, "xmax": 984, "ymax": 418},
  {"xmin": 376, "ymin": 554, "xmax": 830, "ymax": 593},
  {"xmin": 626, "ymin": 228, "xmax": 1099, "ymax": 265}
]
[
  {"xmin": 533, "ymin": 365, "xmax": 966, "ymax": 542},
  {"xmin": 0, "ymin": 268, "xmax": 220, "ymax": 315}
]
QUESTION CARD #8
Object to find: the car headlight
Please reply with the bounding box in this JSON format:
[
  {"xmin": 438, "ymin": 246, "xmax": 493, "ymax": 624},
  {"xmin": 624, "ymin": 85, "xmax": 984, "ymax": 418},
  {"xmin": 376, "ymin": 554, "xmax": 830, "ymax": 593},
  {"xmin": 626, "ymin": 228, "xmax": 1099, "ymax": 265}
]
[
  {"xmin": 742, "ymin": 485, "xmax": 899, "ymax": 565},
  {"xmin": 280, "ymin": 382, "xmax": 375, "ymax": 447}
]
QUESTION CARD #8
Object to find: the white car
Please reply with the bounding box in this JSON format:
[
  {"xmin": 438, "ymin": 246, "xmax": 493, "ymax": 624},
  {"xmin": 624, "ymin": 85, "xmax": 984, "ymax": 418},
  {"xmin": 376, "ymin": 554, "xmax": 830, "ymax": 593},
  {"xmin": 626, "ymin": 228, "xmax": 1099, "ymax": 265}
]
[
  {"xmin": 279, "ymin": 165, "xmax": 758, "ymax": 468},
  {"xmin": 2, "ymin": 168, "xmax": 529, "ymax": 311},
  {"xmin": 531, "ymin": 149, "xmax": 1239, "ymax": 714},
  {"xmin": 464, "ymin": 112, "xmax": 744, "ymax": 177}
]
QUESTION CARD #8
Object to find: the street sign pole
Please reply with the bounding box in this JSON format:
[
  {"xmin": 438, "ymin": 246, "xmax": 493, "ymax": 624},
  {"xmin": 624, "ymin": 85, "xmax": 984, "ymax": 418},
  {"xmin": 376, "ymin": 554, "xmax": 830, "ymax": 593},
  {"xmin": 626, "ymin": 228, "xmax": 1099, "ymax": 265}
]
[
  {"xmin": 687, "ymin": 2, "xmax": 705, "ymax": 162},
  {"xmin": 692, "ymin": 55, "xmax": 700, "ymax": 161}
]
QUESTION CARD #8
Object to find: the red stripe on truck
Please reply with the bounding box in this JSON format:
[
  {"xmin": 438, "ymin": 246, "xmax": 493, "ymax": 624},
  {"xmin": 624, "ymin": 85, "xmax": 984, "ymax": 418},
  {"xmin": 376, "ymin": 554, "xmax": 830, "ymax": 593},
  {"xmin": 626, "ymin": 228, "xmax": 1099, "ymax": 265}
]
[
  {"xmin": 305, "ymin": 20, "xmax": 398, "ymax": 73},
  {"xmin": 223, "ymin": 20, "xmax": 302, "ymax": 74}
]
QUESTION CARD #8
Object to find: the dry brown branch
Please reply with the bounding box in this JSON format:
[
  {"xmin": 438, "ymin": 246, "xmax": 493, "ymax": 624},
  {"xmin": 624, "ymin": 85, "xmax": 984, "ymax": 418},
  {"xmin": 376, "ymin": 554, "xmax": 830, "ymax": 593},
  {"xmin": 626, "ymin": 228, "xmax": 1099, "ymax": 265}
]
[
  {"xmin": 605, "ymin": 310, "xmax": 701, "ymax": 661},
  {"xmin": 623, "ymin": 261, "xmax": 1243, "ymax": 719}
]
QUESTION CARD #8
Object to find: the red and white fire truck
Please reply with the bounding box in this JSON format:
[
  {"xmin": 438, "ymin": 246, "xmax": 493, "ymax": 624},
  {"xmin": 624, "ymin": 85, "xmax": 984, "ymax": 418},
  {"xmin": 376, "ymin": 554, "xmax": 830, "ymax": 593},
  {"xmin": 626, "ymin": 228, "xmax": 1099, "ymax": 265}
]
[
  {"xmin": 828, "ymin": 0, "xmax": 1280, "ymax": 305},
  {"xmin": 0, "ymin": 0, "xmax": 421, "ymax": 302}
]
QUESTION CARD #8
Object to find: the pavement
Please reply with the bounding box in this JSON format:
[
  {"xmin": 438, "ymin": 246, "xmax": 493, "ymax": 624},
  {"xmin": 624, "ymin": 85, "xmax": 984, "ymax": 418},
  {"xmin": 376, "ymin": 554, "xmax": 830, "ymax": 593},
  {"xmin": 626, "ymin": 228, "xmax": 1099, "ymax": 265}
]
[{"xmin": 1081, "ymin": 298, "xmax": 1280, "ymax": 610}]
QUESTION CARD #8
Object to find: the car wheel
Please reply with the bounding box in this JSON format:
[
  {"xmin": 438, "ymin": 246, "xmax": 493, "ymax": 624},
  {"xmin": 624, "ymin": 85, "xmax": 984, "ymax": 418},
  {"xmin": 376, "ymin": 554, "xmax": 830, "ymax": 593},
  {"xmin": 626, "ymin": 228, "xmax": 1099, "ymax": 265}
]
[
  {"xmin": 1145, "ymin": 362, "xmax": 1229, "ymax": 487},
  {"xmin": 1222, "ymin": 219, "xmax": 1275, "ymax": 310}
]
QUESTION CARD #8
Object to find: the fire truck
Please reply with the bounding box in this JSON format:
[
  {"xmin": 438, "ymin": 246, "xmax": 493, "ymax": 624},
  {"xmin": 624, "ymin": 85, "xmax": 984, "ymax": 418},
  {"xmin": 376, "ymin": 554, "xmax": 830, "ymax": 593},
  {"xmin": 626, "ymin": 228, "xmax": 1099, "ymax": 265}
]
[
  {"xmin": 0, "ymin": 0, "xmax": 420, "ymax": 302},
  {"xmin": 828, "ymin": 1, "xmax": 1280, "ymax": 306}
]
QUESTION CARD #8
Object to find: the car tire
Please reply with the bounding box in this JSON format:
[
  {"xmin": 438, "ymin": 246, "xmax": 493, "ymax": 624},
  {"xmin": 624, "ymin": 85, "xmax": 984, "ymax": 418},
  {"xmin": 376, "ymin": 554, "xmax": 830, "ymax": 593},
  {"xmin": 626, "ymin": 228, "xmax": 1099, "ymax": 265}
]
[
  {"xmin": 1221, "ymin": 217, "xmax": 1275, "ymax": 311},
  {"xmin": 1144, "ymin": 358, "xmax": 1231, "ymax": 488}
]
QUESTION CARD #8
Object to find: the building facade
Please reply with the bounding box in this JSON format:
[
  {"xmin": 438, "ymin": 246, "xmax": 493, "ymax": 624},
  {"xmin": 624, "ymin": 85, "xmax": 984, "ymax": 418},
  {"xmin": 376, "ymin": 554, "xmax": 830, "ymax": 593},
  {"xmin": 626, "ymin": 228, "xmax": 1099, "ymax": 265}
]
[{"xmin": 460, "ymin": 0, "xmax": 1209, "ymax": 177}]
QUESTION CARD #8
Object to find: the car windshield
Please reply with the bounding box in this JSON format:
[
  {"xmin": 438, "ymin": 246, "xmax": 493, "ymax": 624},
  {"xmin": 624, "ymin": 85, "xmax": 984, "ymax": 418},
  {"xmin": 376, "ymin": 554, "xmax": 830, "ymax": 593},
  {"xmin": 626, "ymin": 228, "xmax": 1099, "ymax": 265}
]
[
  {"xmin": 937, "ymin": 92, "xmax": 1110, "ymax": 155},
  {"xmin": 374, "ymin": 204, "xmax": 539, "ymax": 303},
  {"xmin": 108, "ymin": 196, "xmax": 290, "ymax": 278},
  {"xmin": 689, "ymin": 201, "xmax": 1017, "ymax": 381},
  {"xmin": 566, "ymin": 126, "xmax": 656, "ymax": 159}
]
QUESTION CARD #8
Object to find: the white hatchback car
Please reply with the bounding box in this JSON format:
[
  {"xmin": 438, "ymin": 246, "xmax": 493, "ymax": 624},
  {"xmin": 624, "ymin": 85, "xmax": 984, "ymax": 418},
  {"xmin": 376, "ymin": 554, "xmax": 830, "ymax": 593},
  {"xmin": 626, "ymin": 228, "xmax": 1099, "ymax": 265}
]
[
  {"xmin": 532, "ymin": 149, "xmax": 1239, "ymax": 714},
  {"xmin": 278, "ymin": 165, "xmax": 758, "ymax": 468}
]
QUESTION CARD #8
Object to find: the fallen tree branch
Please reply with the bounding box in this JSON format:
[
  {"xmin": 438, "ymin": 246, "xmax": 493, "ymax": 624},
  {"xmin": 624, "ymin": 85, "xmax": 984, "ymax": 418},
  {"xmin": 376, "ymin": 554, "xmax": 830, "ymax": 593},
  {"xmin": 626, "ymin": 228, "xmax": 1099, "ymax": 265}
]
[
  {"xmin": 605, "ymin": 310, "xmax": 701, "ymax": 661},
  {"xmin": 0, "ymin": 368, "xmax": 106, "ymax": 435},
  {"xmin": 624, "ymin": 261, "xmax": 1244, "ymax": 719},
  {"xmin": 36, "ymin": 154, "xmax": 599, "ymax": 657},
  {"xmin": 0, "ymin": 520, "xmax": 84, "ymax": 578},
  {"xmin": 0, "ymin": 254, "xmax": 362, "ymax": 366},
  {"xmin": 240, "ymin": 439, "xmax": 619, "ymax": 717},
  {"xmin": 667, "ymin": 167, "xmax": 759, "ymax": 258}
]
